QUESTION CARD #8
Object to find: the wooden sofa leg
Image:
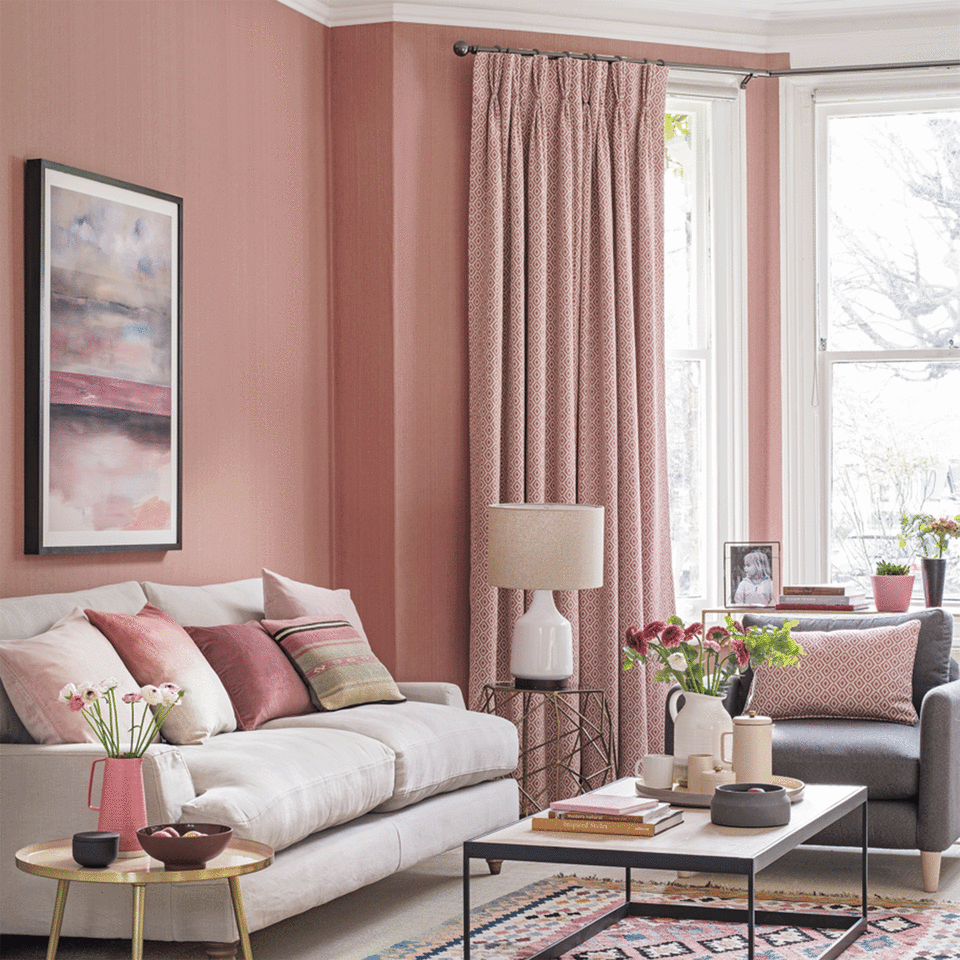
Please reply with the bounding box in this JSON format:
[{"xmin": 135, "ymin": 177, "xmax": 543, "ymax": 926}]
[
  {"xmin": 204, "ymin": 941, "xmax": 239, "ymax": 959},
  {"xmin": 486, "ymin": 859, "xmax": 503, "ymax": 875},
  {"xmin": 920, "ymin": 851, "xmax": 941, "ymax": 893}
]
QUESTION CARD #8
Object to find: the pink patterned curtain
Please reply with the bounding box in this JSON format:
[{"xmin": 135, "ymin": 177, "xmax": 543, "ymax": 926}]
[{"xmin": 467, "ymin": 53, "xmax": 676, "ymax": 792}]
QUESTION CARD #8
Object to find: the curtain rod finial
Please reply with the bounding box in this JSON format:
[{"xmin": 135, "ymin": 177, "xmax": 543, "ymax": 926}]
[{"xmin": 454, "ymin": 40, "xmax": 471, "ymax": 57}]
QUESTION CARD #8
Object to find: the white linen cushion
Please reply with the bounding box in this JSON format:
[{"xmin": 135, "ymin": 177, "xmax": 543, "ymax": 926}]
[
  {"xmin": 176, "ymin": 727, "xmax": 396, "ymax": 851},
  {"xmin": 261, "ymin": 569, "xmax": 368, "ymax": 641},
  {"xmin": 141, "ymin": 578, "xmax": 264, "ymax": 627},
  {"xmin": 262, "ymin": 701, "xmax": 519, "ymax": 811},
  {"xmin": 0, "ymin": 607, "xmax": 142, "ymax": 745}
]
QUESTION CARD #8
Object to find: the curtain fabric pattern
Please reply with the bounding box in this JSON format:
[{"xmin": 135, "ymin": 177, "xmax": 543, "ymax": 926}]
[{"xmin": 467, "ymin": 53, "xmax": 676, "ymax": 788}]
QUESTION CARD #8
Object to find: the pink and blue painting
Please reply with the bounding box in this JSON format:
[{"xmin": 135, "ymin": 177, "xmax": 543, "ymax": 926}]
[{"xmin": 25, "ymin": 161, "xmax": 181, "ymax": 553}]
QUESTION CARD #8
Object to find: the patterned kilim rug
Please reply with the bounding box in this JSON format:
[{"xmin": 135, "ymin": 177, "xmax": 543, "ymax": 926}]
[{"xmin": 364, "ymin": 875, "xmax": 960, "ymax": 960}]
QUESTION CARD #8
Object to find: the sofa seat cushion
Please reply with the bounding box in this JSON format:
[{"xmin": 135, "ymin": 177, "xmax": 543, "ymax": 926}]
[
  {"xmin": 176, "ymin": 727, "xmax": 396, "ymax": 851},
  {"xmin": 262, "ymin": 702, "xmax": 519, "ymax": 811},
  {"xmin": 772, "ymin": 718, "xmax": 920, "ymax": 800}
]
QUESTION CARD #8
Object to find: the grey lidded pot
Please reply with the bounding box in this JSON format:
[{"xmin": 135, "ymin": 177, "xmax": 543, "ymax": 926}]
[
  {"xmin": 710, "ymin": 782, "xmax": 790, "ymax": 827},
  {"xmin": 72, "ymin": 831, "xmax": 120, "ymax": 868}
]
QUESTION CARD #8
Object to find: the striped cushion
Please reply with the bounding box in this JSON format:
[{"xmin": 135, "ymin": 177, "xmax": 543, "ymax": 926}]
[{"xmin": 261, "ymin": 616, "xmax": 405, "ymax": 711}]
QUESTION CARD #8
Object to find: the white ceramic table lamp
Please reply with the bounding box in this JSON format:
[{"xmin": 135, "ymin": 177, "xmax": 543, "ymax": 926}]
[{"xmin": 487, "ymin": 503, "xmax": 604, "ymax": 690}]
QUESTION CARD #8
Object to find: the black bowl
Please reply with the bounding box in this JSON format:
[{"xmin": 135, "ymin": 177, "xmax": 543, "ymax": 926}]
[
  {"xmin": 710, "ymin": 782, "xmax": 791, "ymax": 827},
  {"xmin": 72, "ymin": 831, "xmax": 120, "ymax": 868}
]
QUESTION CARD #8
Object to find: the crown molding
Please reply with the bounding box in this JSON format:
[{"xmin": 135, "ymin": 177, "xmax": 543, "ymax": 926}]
[{"xmin": 277, "ymin": 0, "xmax": 960, "ymax": 63}]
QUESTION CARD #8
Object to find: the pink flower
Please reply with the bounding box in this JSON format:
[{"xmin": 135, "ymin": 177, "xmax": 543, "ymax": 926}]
[
  {"xmin": 159, "ymin": 682, "xmax": 182, "ymax": 704},
  {"xmin": 683, "ymin": 622, "xmax": 703, "ymax": 639},
  {"xmin": 731, "ymin": 636, "xmax": 750, "ymax": 668},
  {"xmin": 643, "ymin": 621, "xmax": 666, "ymax": 641},
  {"xmin": 122, "ymin": 692, "xmax": 143, "ymax": 704},
  {"xmin": 625, "ymin": 627, "xmax": 649, "ymax": 656},
  {"xmin": 730, "ymin": 620, "xmax": 745, "ymax": 636},
  {"xmin": 661, "ymin": 624, "xmax": 684, "ymax": 648},
  {"xmin": 702, "ymin": 639, "xmax": 722, "ymax": 653},
  {"xmin": 68, "ymin": 697, "xmax": 85, "ymax": 712},
  {"xmin": 706, "ymin": 626, "xmax": 729, "ymax": 644}
]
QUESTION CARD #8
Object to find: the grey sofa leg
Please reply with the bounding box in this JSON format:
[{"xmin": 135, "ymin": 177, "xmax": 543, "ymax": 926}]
[
  {"xmin": 920, "ymin": 851, "xmax": 941, "ymax": 893},
  {"xmin": 204, "ymin": 941, "xmax": 239, "ymax": 959}
]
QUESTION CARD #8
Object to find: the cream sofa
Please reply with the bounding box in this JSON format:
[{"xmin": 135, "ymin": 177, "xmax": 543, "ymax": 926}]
[{"xmin": 0, "ymin": 578, "xmax": 519, "ymax": 956}]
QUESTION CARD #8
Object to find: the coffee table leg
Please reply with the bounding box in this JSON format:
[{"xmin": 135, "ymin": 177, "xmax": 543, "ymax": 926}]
[
  {"xmin": 226, "ymin": 875, "xmax": 254, "ymax": 960},
  {"xmin": 46, "ymin": 879, "xmax": 70, "ymax": 960},
  {"xmin": 463, "ymin": 848, "xmax": 471, "ymax": 960},
  {"xmin": 131, "ymin": 884, "xmax": 145, "ymax": 960},
  {"xmin": 747, "ymin": 871, "xmax": 755, "ymax": 960}
]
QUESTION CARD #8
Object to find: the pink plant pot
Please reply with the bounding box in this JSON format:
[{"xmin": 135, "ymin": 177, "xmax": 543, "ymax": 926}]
[{"xmin": 870, "ymin": 574, "xmax": 914, "ymax": 613}]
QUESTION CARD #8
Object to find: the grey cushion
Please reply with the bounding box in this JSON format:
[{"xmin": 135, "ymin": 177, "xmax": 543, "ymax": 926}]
[
  {"xmin": 743, "ymin": 608, "xmax": 954, "ymax": 714},
  {"xmin": 772, "ymin": 718, "xmax": 920, "ymax": 800}
]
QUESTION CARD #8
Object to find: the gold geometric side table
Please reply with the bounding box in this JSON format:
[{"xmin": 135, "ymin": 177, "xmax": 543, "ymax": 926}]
[
  {"xmin": 476, "ymin": 683, "xmax": 618, "ymax": 817},
  {"xmin": 15, "ymin": 837, "xmax": 273, "ymax": 960}
]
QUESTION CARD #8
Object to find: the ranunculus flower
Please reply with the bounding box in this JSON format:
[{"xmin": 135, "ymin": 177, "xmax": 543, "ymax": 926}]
[
  {"xmin": 58, "ymin": 682, "xmax": 77, "ymax": 703},
  {"xmin": 80, "ymin": 685, "xmax": 100, "ymax": 704},
  {"xmin": 98, "ymin": 677, "xmax": 119, "ymax": 693},
  {"xmin": 159, "ymin": 682, "xmax": 182, "ymax": 704},
  {"xmin": 643, "ymin": 621, "xmax": 666, "ymax": 641},
  {"xmin": 731, "ymin": 636, "xmax": 750, "ymax": 668},
  {"xmin": 706, "ymin": 626, "xmax": 729, "ymax": 644},
  {"xmin": 683, "ymin": 622, "xmax": 703, "ymax": 639},
  {"xmin": 68, "ymin": 696, "xmax": 85, "ymax": 712},
  {"xmin": 667, "ymin": 651, "xmax": 686, "ymax": 670},
  {"xmin": 661, "ymin": 625, "xmax": 684, "ymax": 648},
  {"xmin": 122, "ymin": 692, "xmax": 143, "ymax": 704},
  {"xmin": 141, "ymin": 685, "xmax": 163, "ymax": 706}
]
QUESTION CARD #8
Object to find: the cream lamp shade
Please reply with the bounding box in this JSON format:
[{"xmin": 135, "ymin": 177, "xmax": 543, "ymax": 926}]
[{"xmin": 487, "ymin": 503, "xmax": 604, "ymax": 689}]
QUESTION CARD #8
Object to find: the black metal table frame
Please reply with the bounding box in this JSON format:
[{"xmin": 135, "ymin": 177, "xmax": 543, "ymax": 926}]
[{"xmin": 463, "ymin": 789, "xmax": 868, "ymax": 960}]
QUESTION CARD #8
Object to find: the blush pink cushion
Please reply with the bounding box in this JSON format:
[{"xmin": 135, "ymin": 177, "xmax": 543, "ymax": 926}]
[
  {"xmin": 261, "ymin": 616, "xmax": 404, "ymax": 712},
  {"xmin": 186, "ymin": 621, "xmax": 313, "ymax": 730},
  {"xmin": 0, "ymin": 607, "xmax": 142, "ymax": 744},
  {"xmin": 745, "ymin": 620, "xmax": 921, "ymax": 724},
  {"xmin": 262, "ymin": 569, "xmax": 368, "ymax": 641},
  {"xmin": 86, "ymin": 603, "xmax": 236, "ymax": 744}
]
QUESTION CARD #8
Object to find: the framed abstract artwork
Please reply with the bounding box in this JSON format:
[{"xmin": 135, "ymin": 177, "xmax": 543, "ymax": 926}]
[
  {"xmin": 24, "ymin": 160, "xmax": 182, "ymax": 554},
  {"xmin": 723, "ymin": 541, "xmax": 780, "ymax": 608}
]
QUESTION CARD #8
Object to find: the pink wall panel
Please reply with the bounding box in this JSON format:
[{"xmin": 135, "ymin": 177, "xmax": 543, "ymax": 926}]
[{"xmin": 0, "ymin": 1, "xmax": 333, "ymax": 598}]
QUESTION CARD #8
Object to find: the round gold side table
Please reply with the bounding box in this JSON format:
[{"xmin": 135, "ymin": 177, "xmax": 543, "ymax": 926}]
[{"xmin": 15, "ymin": 837, "xmax": 274, "ymax": 960}]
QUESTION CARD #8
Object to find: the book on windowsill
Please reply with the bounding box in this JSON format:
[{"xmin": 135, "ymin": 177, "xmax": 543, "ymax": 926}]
[
  {"xmin": 547, "ymin": 801, "xmax": 673, "ymax": 824},
  {"xmin": 781, "ymin": 583, "xmax": 863, "ymax": 596},
  {"xmin": 777, "ymin": 593, "xmax": 866, "ymax": 607},
  {"xmin": 532, "ymin": 810, "xmax": 683, "ymax": 838},
  {"xmin": 549, "ymin": 794, "xmax": 660, "ymax": 817},
  {"xmin": 775, "ymin": 601, "xmax": 870, "ymax": 611}
]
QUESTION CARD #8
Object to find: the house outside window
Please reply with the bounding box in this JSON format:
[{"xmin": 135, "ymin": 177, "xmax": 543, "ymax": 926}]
[{"xmin": 782, "ymin": 73, "xmax": 960, "ymax": 602}]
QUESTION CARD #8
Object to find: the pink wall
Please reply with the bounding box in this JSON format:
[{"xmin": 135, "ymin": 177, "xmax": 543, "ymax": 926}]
[
  {"xmin": 0, "ymin": 1, "xmax": 333, "ymax": 598},
  {"xmin": 331, "ymin": 22, "xmax": 788, "ymax": 690}
]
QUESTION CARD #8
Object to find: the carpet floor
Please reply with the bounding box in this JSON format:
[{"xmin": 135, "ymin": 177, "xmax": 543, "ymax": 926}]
[{"xmin": 364, "ymin": 875, "xmax": 960, "ymax": 960}]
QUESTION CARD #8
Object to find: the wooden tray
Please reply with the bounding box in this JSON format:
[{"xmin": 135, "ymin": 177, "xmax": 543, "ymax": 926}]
[{"xmin": 636, "ymin": 775, "xmax": 805, "ymax": 808}]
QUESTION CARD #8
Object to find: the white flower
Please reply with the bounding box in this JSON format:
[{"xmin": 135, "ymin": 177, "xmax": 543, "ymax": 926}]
[
  {"xmin": 141, "ymin": 684, "xmax": 163, "ymax": 706},
  {"xmin": 57, "ymin": 682, "xmax": 77, "ymax": 703},
  {"xmin": 79, "ymin": 685, "xmax": 101, "ymax": 704},
  {"xmin": 667, "ymin": 652, "xmax": 686, "ymax": 670},
  {"xmin": 98, "ymin": 677, "xmax": 119, "ymax": 693},
  {"xmin": 159, "ymin": 682, "xmax": 182, "ymax": 704}
]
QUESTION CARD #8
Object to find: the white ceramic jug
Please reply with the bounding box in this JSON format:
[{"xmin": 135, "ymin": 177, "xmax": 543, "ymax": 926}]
[
  {"xmin": 720, "ymin": 711, "xmax": 773, "ymax": 783},
  {"xmin": 668, "ymin": 690, "xmax": 734, "ymax": 780}
]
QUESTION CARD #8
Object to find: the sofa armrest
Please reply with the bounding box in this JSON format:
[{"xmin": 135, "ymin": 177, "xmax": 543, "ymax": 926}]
[
  {"xmin": 396, "ymin": 682, "xmax": 465, "ymax": 709},
  {"xmin": 918, "ymin": 677, "xmax": 960, "ymax": 852}
]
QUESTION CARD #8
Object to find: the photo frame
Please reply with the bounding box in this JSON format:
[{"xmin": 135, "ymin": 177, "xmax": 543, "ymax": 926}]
[
  {"xmin": 24, "ymin": 159, "xmax": 182, "ymax": 554},
  {"xmin": 724, "ymin": 541, "xmax": 780, "ymax": 608}
]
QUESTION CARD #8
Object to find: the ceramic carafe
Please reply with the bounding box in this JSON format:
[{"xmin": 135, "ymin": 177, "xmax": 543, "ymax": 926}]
[{"xmin": 720, "ymin": 711, "xmax": 773, "ymax": 784}]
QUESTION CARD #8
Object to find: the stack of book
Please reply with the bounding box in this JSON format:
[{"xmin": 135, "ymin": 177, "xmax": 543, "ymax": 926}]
[
  {"xmin": 776, "ymin": 584, "xmax": 869, "ymax": 611},
  {"xmin": 531, "ymin": 793, "xmax": 683, "ymax": 837}
]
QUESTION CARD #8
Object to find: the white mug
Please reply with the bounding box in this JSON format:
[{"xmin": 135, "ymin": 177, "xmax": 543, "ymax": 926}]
[{"xmin": 635, "ymin": 753, "xmax": 675, "ymax": 789}]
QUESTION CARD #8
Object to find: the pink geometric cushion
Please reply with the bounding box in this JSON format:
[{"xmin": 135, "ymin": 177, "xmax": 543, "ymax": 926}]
[
  {"xmin": 0, "ymin": 607, "xmax": 141, "ymax": 744},
  {"xmin": 186, "ymin": 621, "xmax": 313, "ymax": 730},
  {"xmin": 744, "ymin": 620, "xmax": 921, "ymax": 725},
  {"xmin": 86, "ymin": 603, "xmax": 236, "ymax": 743},
  {"xmin": 261, "ymin": 616, "xmax": 404, "ymax": 712}
]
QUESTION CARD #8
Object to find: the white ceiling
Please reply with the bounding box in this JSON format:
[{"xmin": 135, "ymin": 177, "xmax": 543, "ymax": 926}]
[{"xmin": 279, "ymin": 0, "xmax": 960, "ymax": 65}]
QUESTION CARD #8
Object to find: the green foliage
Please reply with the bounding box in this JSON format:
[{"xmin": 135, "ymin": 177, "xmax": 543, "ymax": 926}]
[
  {"xmin": 900, "ymin": 511, "xmax": 960, "ymax": 559},
  {"xmin": 875, "ymin": 559, "xmax": 910, "ymax": 576}
]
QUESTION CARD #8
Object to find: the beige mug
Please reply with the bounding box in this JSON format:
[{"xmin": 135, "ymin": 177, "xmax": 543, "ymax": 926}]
[{"xmin": 686, "ymin": 753, "xmax": 715, "ymax": 794}]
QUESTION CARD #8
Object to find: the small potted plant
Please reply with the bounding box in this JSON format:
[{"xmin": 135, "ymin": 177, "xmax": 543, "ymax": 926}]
[{"xmin": 870, "ymin": 560, "xmax": 914, "ymax": 613}]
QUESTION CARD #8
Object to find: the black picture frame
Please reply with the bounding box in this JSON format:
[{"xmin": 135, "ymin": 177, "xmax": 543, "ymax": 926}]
[
  {"xmin": 724, "ymin": 541, "xmax": 780, "ymax": 608},
  {"xmin": 24, "ymin": 159, "xmax": 182, "ymax": 554}
]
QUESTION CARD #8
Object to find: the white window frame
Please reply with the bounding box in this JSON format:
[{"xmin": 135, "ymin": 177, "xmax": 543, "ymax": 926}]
[
  {"xmin": 780, "ymin": 69, "xmax": 960, "ymax": 587},
  {"xmin": 666, "ymin": 73, "xmax": 749, "ymax": 620}
]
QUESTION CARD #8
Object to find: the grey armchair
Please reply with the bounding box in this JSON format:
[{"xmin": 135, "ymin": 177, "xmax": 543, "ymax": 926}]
[{"xmin": 665, "ymin": 608, "xmax": 959, "ymax": 892}]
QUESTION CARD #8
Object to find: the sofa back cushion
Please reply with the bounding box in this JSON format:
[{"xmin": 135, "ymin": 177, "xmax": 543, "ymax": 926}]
[
  {"xmin": 742, "ymin": 607, "xmax": 954, "ymax": 716},
  {"xmin": 142, "ymin": 578, "xmax": 264, "ymax": 627},
  {"xmin": 0, "ymin": 581, "xmax": 148, "ymax": 743},
  {"xmin": 262, "ymin": 569, "xmax": 367, "ymax": 641}
]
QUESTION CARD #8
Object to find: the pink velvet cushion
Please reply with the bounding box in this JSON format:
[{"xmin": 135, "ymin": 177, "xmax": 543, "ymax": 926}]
[
  {"xmin": 745, "ymin": 620, "xmax": 921, "ymax": 724},
  {"xmin": 86, "ymin": 603, "xmax": 236, "ymax": 744},
  {"xmin": 261, "ymin": 616, "xmax": 405, "ymax": 711},
  {"xmin": 186, "ymin": 621, "xmax": 313, "ymax": 730},
  {"xmin": 0, "ymin": 607, "xmax": 142, "ymax": 745},
  {"xmin": 262, "ymin": 568, "xmax": 368, "ymax": 641}
]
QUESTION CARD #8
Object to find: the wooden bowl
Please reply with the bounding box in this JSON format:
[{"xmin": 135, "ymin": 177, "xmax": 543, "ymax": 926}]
[{"xmin": 137, "ymin": 823, "xmax": 232, "ymax": 870}]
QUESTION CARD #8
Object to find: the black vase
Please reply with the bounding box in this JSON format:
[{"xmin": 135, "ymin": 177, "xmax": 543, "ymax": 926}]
[{"xmin": 921, "ymin": 557, "xmax": 947, "ymax": 608}]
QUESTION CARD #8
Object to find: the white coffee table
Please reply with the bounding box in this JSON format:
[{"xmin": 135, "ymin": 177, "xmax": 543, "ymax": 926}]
[{"xmin": 463, "ymin": 778, "xmax": 868, "ymax": 960}]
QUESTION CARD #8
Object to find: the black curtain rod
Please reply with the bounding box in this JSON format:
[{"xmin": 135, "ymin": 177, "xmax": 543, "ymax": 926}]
[{"xmin": 453, "ymin": 40, "xmax": 960, "ymax": 88}]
